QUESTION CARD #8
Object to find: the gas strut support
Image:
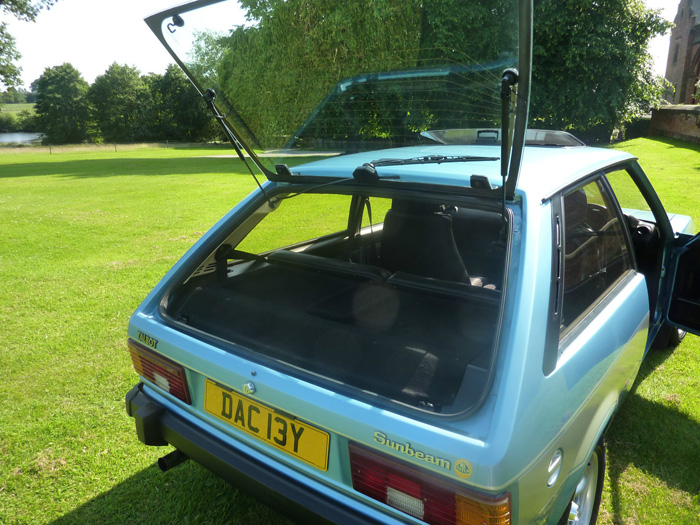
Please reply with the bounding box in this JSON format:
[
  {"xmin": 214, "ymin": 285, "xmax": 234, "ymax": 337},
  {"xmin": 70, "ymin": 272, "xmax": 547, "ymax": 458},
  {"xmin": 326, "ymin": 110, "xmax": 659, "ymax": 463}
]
[{"xmin": 499, "ymin": 68, "xmax": 519, "ymax": 236}]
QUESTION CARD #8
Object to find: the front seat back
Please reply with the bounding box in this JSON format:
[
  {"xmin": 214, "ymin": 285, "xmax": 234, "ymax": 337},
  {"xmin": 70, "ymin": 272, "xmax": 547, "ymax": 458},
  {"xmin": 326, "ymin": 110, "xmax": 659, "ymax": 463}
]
[{"xmin": 380, "ymin": 200, "xmax": 470, "ymax": 283}]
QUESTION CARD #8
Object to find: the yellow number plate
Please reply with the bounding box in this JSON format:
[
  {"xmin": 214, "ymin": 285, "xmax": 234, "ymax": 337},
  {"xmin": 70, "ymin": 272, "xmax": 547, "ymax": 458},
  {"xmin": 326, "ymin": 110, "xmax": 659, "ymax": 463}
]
[{"xmin": 204, "ymin": 379, "xmax": 329, "ymax": 471}]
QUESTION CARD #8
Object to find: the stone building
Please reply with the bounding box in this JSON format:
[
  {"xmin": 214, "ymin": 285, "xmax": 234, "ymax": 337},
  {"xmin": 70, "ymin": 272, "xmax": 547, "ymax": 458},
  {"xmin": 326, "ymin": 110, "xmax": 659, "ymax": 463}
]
[
  {"xmin": 665, "ymin": 0, "xmax": 700, "ymax": 104},
  {"xmin": 648, "ymin": 1, "xmax": 700, "ymax": 143}
]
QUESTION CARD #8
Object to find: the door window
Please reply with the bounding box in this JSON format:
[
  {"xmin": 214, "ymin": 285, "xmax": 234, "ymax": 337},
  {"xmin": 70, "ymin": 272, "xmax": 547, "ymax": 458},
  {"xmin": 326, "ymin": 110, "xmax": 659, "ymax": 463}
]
[
  {"xmin": 560, "ymin": 179, "xmax": 632, "ymax": 333},
  {"xmin": 605, "ymin": 168, "xmax": 653, "ymax": 218}
]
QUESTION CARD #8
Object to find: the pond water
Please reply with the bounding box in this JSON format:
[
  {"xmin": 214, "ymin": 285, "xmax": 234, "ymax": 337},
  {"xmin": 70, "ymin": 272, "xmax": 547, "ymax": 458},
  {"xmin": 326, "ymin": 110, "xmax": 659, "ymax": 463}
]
[{"xmin": 0, "ymin": 132, "xmax": 43, "ymax": 144}]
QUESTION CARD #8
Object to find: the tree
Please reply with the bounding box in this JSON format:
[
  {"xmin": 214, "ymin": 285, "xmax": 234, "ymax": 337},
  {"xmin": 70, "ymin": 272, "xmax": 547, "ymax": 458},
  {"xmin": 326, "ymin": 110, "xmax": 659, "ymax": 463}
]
[
  {"xmin": 145, "ymin": 65, "xmax": 218, "ymax": 142},
  {"xmin": 205, "ymin": 0, "xmax": 670, "ymax": 146},
  {"xmin": 216, "ymin": 0, "xmax": 423, "ymax": 148},
  {"xmin": 1, "ymin": 86, "xmax": 33, "ymax": 103},
  {"xmin": 418, "ymin": 0, "xmax": 517, "ymax": 65},
  {"xmin": 0, "ymin": 23, "xmax": 22, "ymax": 88},
  {"xmin": 33, "ymin": 63, "xmax": 91, "ymax": 144},
  {"xmin": 1, "ymin": 1, "xmax": 58, "ymax": 88},
  {"xmin": 530, "ymin": 0, "xmax": 672, "ymax": 135},
  {"xmin": 89, "ymin": 63, "xmax": 151, "ymax": 143}
]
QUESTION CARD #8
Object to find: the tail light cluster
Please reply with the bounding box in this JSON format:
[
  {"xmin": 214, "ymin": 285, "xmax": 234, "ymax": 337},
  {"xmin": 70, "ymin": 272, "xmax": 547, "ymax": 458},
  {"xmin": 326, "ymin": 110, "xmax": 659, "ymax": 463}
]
[
  {"xmin": 128, "ymin": 339, "xmax": 191, "ymax": 405},
  {"xmin": 349, "ymin": 444, "xmax": 511, "ymax": 525}
]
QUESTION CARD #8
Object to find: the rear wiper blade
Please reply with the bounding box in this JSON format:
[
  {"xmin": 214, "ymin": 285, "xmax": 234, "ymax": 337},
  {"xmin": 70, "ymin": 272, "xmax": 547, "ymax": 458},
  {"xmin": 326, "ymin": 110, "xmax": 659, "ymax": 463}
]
[{"xmin": 370, "ymin": 154, "xmax": 498, "ymax": 167}]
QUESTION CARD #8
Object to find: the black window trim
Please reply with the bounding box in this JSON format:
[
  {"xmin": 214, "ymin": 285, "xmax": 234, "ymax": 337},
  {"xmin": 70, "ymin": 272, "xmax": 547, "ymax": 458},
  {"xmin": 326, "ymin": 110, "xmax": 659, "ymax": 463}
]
[
  {"xmin": 543, "ymin": 196, "xmax": 563, "ymax": 375},
  {"xmin": 543, "ymin": 172, "xmax": 638, "ymax": 374}
]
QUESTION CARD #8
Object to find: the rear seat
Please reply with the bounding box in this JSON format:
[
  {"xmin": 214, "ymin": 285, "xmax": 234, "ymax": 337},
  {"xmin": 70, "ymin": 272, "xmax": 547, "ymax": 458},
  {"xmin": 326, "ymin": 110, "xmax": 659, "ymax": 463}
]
[
  {"xmin": 387, "ymin": 272, "xmax": 500, "ymax": 303},
  {"xmin": 269, "ymin": 206, "xmax": 507, "ymax": 295},
  {"xmin": 267, "ymin": 250, "xmax": 392, "ymax": 282},
  {"xmin": 267, "ymin": 250, "xmax": 501, "ymax": 307}
]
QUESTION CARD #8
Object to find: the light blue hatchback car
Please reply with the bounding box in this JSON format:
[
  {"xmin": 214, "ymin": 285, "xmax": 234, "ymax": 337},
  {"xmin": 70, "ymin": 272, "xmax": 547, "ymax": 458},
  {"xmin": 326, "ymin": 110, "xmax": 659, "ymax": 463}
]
[{"xmin": 126, "ymin": 1, "xmax": 700, "ymax": 523}]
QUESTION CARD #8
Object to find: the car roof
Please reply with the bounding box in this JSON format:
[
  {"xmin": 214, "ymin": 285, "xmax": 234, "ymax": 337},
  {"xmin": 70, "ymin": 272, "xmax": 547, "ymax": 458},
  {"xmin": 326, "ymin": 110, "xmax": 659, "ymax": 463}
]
[{"xmin": 290, "ymin": 144, "xmax": 636, "ymax": 200}]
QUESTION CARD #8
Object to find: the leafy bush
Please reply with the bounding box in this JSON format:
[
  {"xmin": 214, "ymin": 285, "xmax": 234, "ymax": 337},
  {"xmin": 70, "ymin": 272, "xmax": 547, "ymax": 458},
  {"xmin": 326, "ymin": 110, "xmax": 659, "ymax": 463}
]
[{"xmin": 0, "ymin": 111, "xmax": 19, "ymax": 132}]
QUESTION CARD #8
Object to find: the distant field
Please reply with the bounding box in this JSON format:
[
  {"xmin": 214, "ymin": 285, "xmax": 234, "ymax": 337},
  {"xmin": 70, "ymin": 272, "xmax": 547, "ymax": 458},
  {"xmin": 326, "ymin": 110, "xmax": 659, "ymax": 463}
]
[
  {"xmin": 0, "ymin": 139, "xmax": 698, "ymax": 524},
  {"xmin": 0, "ymin": 103, "xmax": 35, "ymax": 113}
]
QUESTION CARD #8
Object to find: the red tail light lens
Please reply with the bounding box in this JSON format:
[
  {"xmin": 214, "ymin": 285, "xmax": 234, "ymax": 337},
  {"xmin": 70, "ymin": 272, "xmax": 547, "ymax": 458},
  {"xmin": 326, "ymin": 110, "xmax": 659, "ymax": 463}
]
[
  {"xmin": 349, "ymin": 443, "xmax": 511, "ymax": 525},
  {"xmin": 128, "ymin": 339, "xmax": 191, "ymax": 405}
]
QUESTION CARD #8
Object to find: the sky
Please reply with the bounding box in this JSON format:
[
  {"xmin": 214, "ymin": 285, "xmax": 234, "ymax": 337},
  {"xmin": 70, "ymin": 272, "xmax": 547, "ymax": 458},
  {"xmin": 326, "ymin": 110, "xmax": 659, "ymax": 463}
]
[
  {"xmin": 0, "ymin": 0, "xmax": 681, "ymax": 90},
  {"xmin": 1, "ymin": 0, "xmax": 178, "ymax": 89},
  {"xmin": 648, "ymin": 0, "xmax": 678, "ymax": 76}
]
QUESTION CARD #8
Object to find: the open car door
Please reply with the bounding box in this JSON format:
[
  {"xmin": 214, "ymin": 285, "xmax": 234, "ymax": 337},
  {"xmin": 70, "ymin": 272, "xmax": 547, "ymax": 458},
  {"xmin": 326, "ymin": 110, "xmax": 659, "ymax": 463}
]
[{"xmin": 667, "ymin": 233, "xmax": 700, "ymax": 335}]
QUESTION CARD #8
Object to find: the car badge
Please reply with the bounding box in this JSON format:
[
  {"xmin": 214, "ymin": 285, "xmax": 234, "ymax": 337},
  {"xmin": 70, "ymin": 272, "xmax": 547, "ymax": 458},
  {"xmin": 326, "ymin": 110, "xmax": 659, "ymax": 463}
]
[{"xmin": 243, "ymin": 381, "xmax": 256, "ymax": 395}]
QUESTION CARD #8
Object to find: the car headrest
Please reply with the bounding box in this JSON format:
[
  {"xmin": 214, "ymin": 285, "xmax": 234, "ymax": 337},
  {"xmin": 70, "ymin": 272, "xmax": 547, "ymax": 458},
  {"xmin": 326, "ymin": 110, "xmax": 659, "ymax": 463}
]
[
  {"xmin": 564, "ymin": 188, "xmax": 588, "ymax": 230},
  {"xmin": 391, "ymin": 199, "xmax": 444, "ymax": 215}
]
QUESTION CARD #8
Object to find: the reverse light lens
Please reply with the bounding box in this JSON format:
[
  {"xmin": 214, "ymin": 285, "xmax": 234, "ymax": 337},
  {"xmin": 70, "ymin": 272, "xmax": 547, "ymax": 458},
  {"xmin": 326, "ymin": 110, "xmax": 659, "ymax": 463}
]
[
  {"xmin": 349, "ymin": 443, "xmax": 510, "ymax": 525},
  {"xmin": 387, "ymin": 486, "xmax": 425, "ymax": 519},
  {"xmin": 128, "ymin": 339, "xmax": 191, "ymax": 404}
]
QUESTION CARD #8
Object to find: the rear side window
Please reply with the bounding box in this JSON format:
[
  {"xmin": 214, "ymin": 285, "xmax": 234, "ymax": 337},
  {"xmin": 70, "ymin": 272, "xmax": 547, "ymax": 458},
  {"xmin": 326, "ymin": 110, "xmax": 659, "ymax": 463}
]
[
  {"xmin": 560, "ymin": 178, "xmax": 632, "ymax": 333},
  {"xmin": 236, "ymin": 194, "xmax": 353, "ymax": 253}
]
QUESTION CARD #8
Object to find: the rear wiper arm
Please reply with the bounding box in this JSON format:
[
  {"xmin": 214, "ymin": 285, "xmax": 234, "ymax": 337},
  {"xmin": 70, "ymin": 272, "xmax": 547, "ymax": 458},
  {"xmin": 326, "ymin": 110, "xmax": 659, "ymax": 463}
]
[{"xmin": 370, "ymin": 154, "xmax": 498, "ymax": 167}]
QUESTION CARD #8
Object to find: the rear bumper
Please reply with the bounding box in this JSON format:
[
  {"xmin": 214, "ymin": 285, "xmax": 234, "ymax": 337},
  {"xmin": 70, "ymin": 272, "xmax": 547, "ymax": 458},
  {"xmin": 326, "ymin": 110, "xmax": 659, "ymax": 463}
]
[{"xmin": 125, "ymin": 383, "xmax": 389, "ymax": 524}]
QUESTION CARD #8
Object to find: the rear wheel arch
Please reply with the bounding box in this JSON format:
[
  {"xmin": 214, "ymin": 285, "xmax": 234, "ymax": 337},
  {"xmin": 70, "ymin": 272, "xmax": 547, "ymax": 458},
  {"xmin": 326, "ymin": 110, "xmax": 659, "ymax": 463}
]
[{"xmin": 558, "ymin": 438, "xmax": 606, "ymax": 525}]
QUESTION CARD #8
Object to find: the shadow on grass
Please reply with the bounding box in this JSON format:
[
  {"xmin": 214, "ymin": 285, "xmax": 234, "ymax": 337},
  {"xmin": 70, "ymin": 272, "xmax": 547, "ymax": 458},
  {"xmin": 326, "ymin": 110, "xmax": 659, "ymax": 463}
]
[
  {"xmin": 50, "ymin": 459, "xmax": 292, "ymax": 525},
  {"xmin": 1, "ymin": 155, "xmax": 327, "ymax": 180},
  {"xmin": 644, "ymin": 136, "xmax": 700, "ymax": 153},
  {"xmin": 0, "ymin": 157, "xmax": 251, "ymax": 179},
  {"xmin": 605, "ymin": 345, "xmax": 700, "ymax": 522}
]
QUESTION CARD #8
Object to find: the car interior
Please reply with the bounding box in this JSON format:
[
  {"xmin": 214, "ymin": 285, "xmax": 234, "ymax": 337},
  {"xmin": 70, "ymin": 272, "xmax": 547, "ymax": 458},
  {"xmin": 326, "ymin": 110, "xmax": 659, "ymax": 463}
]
[{"xmin": 162, "ymin": 193, "xmax": 509, "ymax": 413}]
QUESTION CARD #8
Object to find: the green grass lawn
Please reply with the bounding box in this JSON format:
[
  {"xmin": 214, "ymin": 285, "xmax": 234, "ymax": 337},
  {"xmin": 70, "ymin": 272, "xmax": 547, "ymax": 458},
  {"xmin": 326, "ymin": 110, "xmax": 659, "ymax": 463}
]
[
  {"xmin": 600, "ymin": 138, "xmax": 700, "ymax": 524},
  {"xmin": 0, "ymin": 146, "xmax": 288, "ymax": 523},
  {"xmin": 0, "ymin": 103, "xmax": 35, "ymax": 113},
  {"xmin": 0, "ymin": 138, "xmax": 698, "ymax": 524}
]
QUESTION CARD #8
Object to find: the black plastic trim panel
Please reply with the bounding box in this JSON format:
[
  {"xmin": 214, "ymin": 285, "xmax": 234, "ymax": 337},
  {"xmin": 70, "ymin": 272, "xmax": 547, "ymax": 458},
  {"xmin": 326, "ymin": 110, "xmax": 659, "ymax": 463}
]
[{"xmin": 125, "ymin": 383, "xmax": 390, "ymax": 525}]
